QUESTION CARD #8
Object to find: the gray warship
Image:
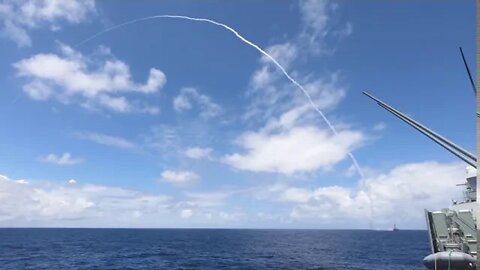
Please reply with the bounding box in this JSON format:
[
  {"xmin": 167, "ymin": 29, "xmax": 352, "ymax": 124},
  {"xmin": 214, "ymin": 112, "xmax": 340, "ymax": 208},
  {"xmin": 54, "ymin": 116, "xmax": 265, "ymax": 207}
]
[{"xmin": 363, "ymin": 48, "xmax": 477, "ymax": 270}]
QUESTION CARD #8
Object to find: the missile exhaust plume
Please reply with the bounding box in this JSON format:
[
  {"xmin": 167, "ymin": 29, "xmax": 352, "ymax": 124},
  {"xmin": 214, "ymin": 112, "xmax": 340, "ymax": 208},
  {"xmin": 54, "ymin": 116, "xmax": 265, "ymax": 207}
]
[{"xmin": 78, "ymin": 14, "xmax": 373, "ymax": 227}]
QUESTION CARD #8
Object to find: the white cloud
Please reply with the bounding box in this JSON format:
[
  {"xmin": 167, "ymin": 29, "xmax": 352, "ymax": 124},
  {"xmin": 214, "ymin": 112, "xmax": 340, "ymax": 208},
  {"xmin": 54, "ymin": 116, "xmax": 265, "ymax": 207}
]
[
  {"xmin": 40, "ymin": 152, "xmax": 83, "ymax": 165},
  {"xmin": 14, "ymin": 44, "xmax": 166, "ymax": 113},
  {"xmin": 250, "ymin": 43, "xmax": 297, "ymax": 94},
  {"xmin": 143, "ymin": 125, "xmax": 179, "ymax": 152},
  {"xmin": 253, "ymin": 75, "xmax": 346, "ymax": 133},
  {"xmin": 299, "ymin": 0, "xmax": 330, "ymax": 42},
  {"xmin": 334, "ymin": 22, "xmax": 353, "ymax": 39},
  {"xmin": 173, "ymin": 93, "xmax": 192, "ymax": 111},
  {"xmin": 96, "ymin": 95, "xmax": 131, "ymax": 113},
  {"xmin": 244, "ymin": 0, "xmax": 351, "ymax": 123},
  {"xmin": 224, "ymin": 125, "xmax": 363, "ymax": 175},
  {"xmin": 247, "ymin": 43, "xmax": 300, "ymax": 120},
  {"xmin": 0, "ymin": 161, "xmax": 465, "ymax": 228},
  {"xmin": 298, "ymin": 0, "xmax": 352, "ymax": 53},
  {"xmin": 373, "ymin": 122, "xmax": 386, "ymax": 131},
  {"xmin": 183, "ymin": 147, "xmax": 213, "ymax": 159},
  {"xmin": 141, "ymin": 106, "xmax": 160, "ymax": 115},
  {"xmin": 241, "ymin": 47, "xmax": 356, "ymax": 176},
  {"xmin": 77, "ymin": 132, "xmax": 138, "ymax": 150},
  {"xmin": 0, "ymin": 174, "xmax": 172, "ymax": 225},
  {"xmin": 0, "ymin": 0, "xmax": 96, "ymax": 47},
  {"xmin": 302, "ymin": 75, "xmax": 346, "ymax": 111},
  {"xmin": 219, "ymin": 211, "xmax": 244, "ymax": 221},
  {"xmin": 263, "ymin": 42, "xmax": 298, "ymax": 69},
  {"xmin": 282, "ymin": 187, "xmax": 312, "ymax": 203},
  {"xmin": 171, "ymin": 191, "xmax": 241, "ymax": 224},
  {"xmin": 180, "ymin": 209, "xmax": 193, "ymax": 219},
  {"xmin": 237, "ymin": 1, "xmax": 355, "ymax": 176},
  {"xmin": 68, "ymin": 179, "xmax": 77, "ymax": 185},
  {"xmin": 0, "ymin": 174, "xmax": 247, "ymax": 227},
  {"xmin": 245, "ymin": 41, "xmax": 346, "ymax": 123},
  {"xmin": 139, "ymin": 69, "xmax": 167, "ymax": 93},
  {"xmin": 184, "ymin": 191, "xmax": 231, "ymax": 208},
  {"xmin": 173, "ymin": 88, "xmax": 221, "ymax": 119},
  {"xmin": 263, "ymin": 161, "xmax": 468, "ymax": 228},
  {"xmin": 160, "ymin": 170, "xmax": 200, "ymax": 186},
  {"xmin": 242, "ymin": 0, "xmax": 351, "ymax": 124}
]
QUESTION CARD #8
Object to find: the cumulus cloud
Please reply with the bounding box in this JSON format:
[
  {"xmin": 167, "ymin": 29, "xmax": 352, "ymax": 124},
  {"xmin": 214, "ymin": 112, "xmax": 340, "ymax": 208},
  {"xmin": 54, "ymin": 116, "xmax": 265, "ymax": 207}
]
[
  {"xmin": 0, "ymin": 174, "xmax": 172, "ymax": 226},
  {"xmin": 40, "ymin": 152, "xmax": 83, "ymax": 165},
  {"xmin": 174, "ymin": 191, "xmax": 243, "ymax": 223},
  {"xmin": 173, "ymin": 88, "xmax": 221, "ymax": 119},
  {"xmin": 234, "ymin": 68, "xmax": 357, "ymax": 176},
  {"xmin": 14, "ymin": 44, "xmax": 166, "ymax": 113},
  {"xmin": 0, "ymin": 174, "xmax": 247, "ymax": 227},
  {"xmin": 77, "ymin": 132, "xmax": 139, "ymax": 150},
  {"xmin": 235, "ymin": 0, "xmax": 356, "ymax": 176},
  {"xmin": 262, "ymin": 162, "xmax": 468, "ymax": 228},
  {"xmin": 0, "ymin": 0, "xmax": 96, "ymax": 47},
  {"xmin": 224, "ymin": 125, "xmax": 363, "ymax": 174},
  {"xmin": 16, "ymin": 179, "xmax": 29, "ymax": 184},
  {"xmin": 184, "ymin": 191, "xmax": 231, "ymax": 208},
  {"xmin": 180, "ymin": 208, "xmax": 193, "ymax": 219},
  {"xmin": 160, "ymin": 170, "xmax": 200, "ymax": 186},
  {"xmin": 68, "ymin": 179, "xmax": 77, "ymax": 185},
  {"xmin": 183, "ymin": 147, "xmax": 213, "ymax": 159},
  {"xmin": 0, "ymin": 160, "xmax": 464, "ymax": 229}
]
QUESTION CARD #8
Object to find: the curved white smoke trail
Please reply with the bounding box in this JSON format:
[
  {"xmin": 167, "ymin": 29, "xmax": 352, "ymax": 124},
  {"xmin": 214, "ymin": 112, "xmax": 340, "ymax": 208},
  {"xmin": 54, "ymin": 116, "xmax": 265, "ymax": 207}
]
[
  {"xmin": 77, "ymin": 14, "xmax": 373, "ymax": 227},
  {"xmin": 78, "ymin": 14, "xmax": 364, "ymax": 177}
]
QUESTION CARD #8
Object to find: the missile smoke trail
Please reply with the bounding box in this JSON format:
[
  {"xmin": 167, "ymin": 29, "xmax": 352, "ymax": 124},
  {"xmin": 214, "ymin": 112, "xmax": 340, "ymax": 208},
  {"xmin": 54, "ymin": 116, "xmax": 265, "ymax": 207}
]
[
  {"xmin": 78, "ymin": 15, "xmax": 364, "ymax": 177},
  {"xmin": 78, "ymin": 14, "xmax": 373, "ymax": 227}
]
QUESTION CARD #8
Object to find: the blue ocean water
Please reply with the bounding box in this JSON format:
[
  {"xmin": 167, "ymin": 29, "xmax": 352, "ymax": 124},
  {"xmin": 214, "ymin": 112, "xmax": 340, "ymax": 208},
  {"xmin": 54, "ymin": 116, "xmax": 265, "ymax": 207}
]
[{"xmin": 0, "ymin": 229, "xmax": 429, "ymax": 269}]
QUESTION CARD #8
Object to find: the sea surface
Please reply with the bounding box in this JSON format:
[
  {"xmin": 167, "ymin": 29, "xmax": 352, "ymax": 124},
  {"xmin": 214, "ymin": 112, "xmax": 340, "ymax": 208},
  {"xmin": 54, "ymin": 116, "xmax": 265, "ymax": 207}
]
[{"xmin": 0, "ymin": 229, "xmax": 429, "ymax": 269}]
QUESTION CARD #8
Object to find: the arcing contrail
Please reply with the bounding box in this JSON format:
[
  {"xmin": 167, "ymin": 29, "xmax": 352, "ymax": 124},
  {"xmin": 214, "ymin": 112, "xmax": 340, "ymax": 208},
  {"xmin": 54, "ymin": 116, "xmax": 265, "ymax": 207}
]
[
  {"xmin": 78, "ymin": 15, "xmax": 365, "ymax": 178},
  {"xmin": 78, "ymin": 14, "xmax": 372, "ymax": 226}
]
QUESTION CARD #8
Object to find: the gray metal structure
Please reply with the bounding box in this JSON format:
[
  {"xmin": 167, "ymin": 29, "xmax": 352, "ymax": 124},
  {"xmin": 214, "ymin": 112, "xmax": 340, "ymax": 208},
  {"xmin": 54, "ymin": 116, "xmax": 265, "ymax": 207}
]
[{"xmin": 363, "ymin": 92, "xmax": 477, "ymax": 270}]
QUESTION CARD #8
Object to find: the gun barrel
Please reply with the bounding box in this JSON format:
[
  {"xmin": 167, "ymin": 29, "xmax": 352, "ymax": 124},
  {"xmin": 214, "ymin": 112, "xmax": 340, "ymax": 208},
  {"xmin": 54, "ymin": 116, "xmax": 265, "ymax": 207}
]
[
  {"xmin": 378, "ymin": 103, "xmax": 476, "ymax": 167},
  {"xmin": 363, "ymin": 91, "xmax": 476, "ymax": 168}
]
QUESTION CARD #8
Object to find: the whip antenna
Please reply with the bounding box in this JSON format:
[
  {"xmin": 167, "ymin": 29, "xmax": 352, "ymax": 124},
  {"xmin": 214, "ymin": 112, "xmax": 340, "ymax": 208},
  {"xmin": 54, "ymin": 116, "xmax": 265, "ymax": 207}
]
[{"xmin": 459, "ymin": 47, "xmax": 476, "ymax": 95}]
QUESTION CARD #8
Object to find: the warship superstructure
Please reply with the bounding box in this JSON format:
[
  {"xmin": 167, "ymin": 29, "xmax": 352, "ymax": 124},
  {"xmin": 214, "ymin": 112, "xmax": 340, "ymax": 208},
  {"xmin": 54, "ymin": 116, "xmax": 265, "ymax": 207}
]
[
  {"xmin": 363, "ymin": 47, "xmax": 477, "ymax": 270},
  {"xmin": 364, "ymin": 92, "xmax": 477, "ymax": 270},
  {"xmin": 363, "ymin": 48, "xmax": 477, "ymax": 269}
]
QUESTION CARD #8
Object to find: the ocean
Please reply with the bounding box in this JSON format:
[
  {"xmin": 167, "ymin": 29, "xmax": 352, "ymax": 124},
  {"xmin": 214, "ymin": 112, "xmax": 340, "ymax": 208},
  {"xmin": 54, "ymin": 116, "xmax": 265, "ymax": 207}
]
[{"xmin": 0, "ymin": 229, "xmax": 429, "ymax": 269}]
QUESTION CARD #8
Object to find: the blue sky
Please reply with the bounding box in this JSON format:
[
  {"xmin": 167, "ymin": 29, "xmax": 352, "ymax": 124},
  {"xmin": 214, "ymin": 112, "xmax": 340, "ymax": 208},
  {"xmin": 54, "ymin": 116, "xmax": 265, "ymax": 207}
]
[{"xmin": 0, "ymin": 0, "xmax": 475, "ymax": 229}]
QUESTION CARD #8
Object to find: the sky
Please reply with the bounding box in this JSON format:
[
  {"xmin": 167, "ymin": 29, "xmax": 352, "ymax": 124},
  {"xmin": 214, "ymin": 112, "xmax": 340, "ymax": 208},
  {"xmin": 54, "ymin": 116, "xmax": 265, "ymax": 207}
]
[{"xmin": 0, "ymin": 0, "xmax": 476, "ymax": 229}]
